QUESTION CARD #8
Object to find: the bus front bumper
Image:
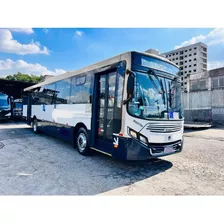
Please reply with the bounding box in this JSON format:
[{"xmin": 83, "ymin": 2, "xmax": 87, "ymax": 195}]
[{"xmin": 121, "ymin": 137, "xmax": 184, "ymax": 160}]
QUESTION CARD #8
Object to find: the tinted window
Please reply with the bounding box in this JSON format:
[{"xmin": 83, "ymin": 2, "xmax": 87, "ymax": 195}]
[
  {"xmin": 32, "ymin": 84, "xmax": 56, "ymax": 105},
  {"xmin": 70, "ymin": 74, "xmax": 93, "ymax": 104},
  {"xmin": 22, "ymin": 94, "xmax": 28, "ymax": 105},
  {"xmin": 55, "ymin": 79, "xmax": 72, "ymax": 104},
  {"xmin": 76, "ymin": 76, "xmax": 86, "ymax": 85}
]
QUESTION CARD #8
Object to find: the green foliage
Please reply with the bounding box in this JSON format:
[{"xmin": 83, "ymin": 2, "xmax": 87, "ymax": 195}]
[{"xmin": 4, "ymin": 72, "xmax": 43, "ymax": 83}]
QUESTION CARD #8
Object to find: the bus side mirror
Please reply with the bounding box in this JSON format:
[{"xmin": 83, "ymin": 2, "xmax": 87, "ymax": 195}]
[
  {"xmin": 127, "ymin": 74, "xmax": 134, "ymax": 95},
  {"xmin": 123, "ymin": 70, "xmax": 135, "ymax": 105}
]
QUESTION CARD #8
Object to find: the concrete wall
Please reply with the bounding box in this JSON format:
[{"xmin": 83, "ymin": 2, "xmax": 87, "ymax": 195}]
[{"xmin": 183, "ymin": 89, "xmax": 224, "ymax": 124}]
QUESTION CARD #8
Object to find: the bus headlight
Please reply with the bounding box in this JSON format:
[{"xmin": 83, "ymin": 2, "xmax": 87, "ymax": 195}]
[
  {"xmin": 128, "ymin": 127, "xmax": 148, "ymax": 146},
  {"xmin": 129, "ymin": 130, "xmax": 137, "ymax": 138},
  {"xmin": 139, "ymin": 135, "xmax": 148, "ymax": 145}
]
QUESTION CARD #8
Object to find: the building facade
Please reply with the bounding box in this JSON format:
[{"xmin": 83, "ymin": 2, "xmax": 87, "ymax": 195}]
[
  {"xmin": 182, "ymin": 67, "xmax": 224, "ymax": 124},
  {"xmin": 161, "ymin": 42, "xmax": 208, "ymax": 91}
]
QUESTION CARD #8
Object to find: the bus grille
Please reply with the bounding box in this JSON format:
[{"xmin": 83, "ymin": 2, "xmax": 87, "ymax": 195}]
[{"xmin": 146, "ymin": 123, "xmax": 182, "ymax": 133}]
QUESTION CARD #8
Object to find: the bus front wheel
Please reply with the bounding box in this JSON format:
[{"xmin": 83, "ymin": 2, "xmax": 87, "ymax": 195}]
[{"xmin": 76, "ymin": 127, "xmax": 91, "ymax": 156}]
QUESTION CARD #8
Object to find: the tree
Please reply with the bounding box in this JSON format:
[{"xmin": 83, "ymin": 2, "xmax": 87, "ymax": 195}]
[{"xmin": 4, "ymin": 72, "xmax": 43, "ymax": 83}]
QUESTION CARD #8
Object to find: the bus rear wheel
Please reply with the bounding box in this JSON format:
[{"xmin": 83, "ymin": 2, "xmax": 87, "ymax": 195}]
[
  {"xmin": 32, "ymin": 119, "xmax": 39, "ymax": 134},
  {"xmin": 76, "ymin": 127, "xmax": 91, "ymax": 156}
]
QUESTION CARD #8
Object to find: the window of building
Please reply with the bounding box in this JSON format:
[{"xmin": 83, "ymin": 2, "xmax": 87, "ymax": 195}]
[
  {"xmin": 194, "ymin": 64, "xmax": 197, "ymax": 66},
  {"xmin": 194, "ymin": 58, "xmax": 197, "ymax": 61},
  {"xmin": 200, "ymin": 80, "xmax": 207, "ymax": 89},
  {"xmin": 180, "ymin": 61, "xmax": 183, "ymax": 65},
  {"xmin": 185, "ymin": 50, "xmax": 187, "ymax": 52},
  {"xmin": 189, "ymin": 54, "xmax": 192, "ymax": 57},
  {"xmin": 185, "ymin": 55, "xmax": 187, "ymax": 57},
  {"xmin": 55, "ymin": 79, "xmax": 72, "ymax": 104},
  {"xmin": 185, "ymin": 66, "xmax": 187, "ymax": 68},
  {"xmin": 212, "ymin": 76, "xmax": 224, "ymax": 89},
  {"xmin": 185, "ymin": 60, "xmax": 187, "ymax": 63},
  {"xmin": 202, "ymin": 47, "xmax": 207, "ymax": 52},
  {"xmin": 190, "ymin": 79, "xmax": 207, "ymax": 91},
  {"xmin": 180, "ymin": 51, "xmax": 183, "ymax": 55},
  {"xmin": 194, "ymin": 69, "xmax": 197, "ymax": 72},
  {"xmin": 176, "ymin": 57, "xmax": 178, "ymax": 60},
  {"xmin": 185, "ymin": 71, "xmax": 187, "ymax": 73},
  {"xmin": 220, "ymin": 77, "xmax": 224, "ymax": 87},
  {"xmin": 189, "ymin": 65, "xmax": 191, "ymax": 67},
  {"xmin": 212, "ymin": 77, "xmax": 219, "ymax": 89},
  {"xmin": 189, "ymin": 59, "xmax": 192, "ymax": 62},
  {"xmin": 176, "ymin": 52, "xmax": 179, "ymax": 55},
  {"xmin": 189, "ymin": 70, "xmax": 191, "ymax": 73},
  {"xmin": 176, "ymin": 63, "xmax": 178, "ymax": 65},
  {"xmin": 190, "ymin": 80, "xmax": 197, "ymax": 91},
  {"xmin": 194, "ymin": 52, "xmax": 197, "ymax": 55},
  {"xmin": 180, "ymin": 67, "xmax": 183, "ymax": 70},
  {"xmin": 173, "ymin": 54, "xmax": 175, "ymax": 56},
  {"xmin": 194, "ymin": 47, "xmax": 197, "ymax": 50},
  {"xmin": 189, "ymin": 49, "xmax": 192, "ymax": 51},
  {"xmin": 180, "ymin": 56, "xmax": 183, "ymax": 60},
  {"xmin": 203, "ymin": 64, "xmax": 207, "ymax": 69},
  {"xmin": 202, "ymin": 53, "xmax": 207, "ymax": 57},
  {"xmin": 203, "ymin": 59, "xmax": 207, "ymax": 63}
]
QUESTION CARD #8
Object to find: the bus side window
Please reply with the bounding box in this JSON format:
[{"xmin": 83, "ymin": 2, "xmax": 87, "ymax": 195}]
[{"xmin": 70, "ymin": 74, "xmax": 93, "ymax": 104}]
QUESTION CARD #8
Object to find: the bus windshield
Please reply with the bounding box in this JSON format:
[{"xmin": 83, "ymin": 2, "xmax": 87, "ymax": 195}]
[
  {"xmin": 14, "ymin": 102, "xmax": 23, "ymax": 109},
  {"xmin": 0, "ymin": 94, "xmax": 10, "ymax": 108},
  {"xmin": 128, "ymin": 71, "xmax": 183, "ymax": 120}
]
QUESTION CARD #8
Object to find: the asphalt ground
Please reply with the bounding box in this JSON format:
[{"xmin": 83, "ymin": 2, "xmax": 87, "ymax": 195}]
[{"xmin": 0, "ymin": 121, "xmax": 223, "ymax": 195}]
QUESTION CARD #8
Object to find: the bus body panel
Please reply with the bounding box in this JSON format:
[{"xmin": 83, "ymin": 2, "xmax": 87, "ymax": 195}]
[
  {"xmin": 31, "ymin": 104, "xmax": 92, "ymax": 130},
  {"xmin": 23, "ymin": 105, "xmax": 27, "ymax": 117}
]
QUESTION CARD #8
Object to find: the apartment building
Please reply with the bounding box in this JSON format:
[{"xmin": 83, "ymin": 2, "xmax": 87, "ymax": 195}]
[{"xmin": 161, "ymin": 42, "xmax": 208, "ymax": 91}]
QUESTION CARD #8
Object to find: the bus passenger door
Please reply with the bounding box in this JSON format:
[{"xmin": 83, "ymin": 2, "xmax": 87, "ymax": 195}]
[{"xmin": 93, "ymin": 71, "xmax": 117, "ymax": 154}]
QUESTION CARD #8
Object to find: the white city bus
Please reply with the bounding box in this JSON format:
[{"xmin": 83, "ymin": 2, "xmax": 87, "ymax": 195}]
[{"xmin": 23, "ymin": 51, "xmax": 184, "ymax": 160}]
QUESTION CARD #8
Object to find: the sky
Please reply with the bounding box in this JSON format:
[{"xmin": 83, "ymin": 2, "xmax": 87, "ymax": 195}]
[{"xmin": 0, "ymin": 28, "xmax": 224, "ymax": 77}]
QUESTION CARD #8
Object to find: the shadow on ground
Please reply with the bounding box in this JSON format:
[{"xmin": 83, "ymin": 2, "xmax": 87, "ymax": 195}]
[{"xmin": 0, "ymin": 121, "xmax": 173, "ymax": 195}]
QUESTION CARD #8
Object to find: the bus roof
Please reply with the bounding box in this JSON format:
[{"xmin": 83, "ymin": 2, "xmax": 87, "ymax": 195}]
[{"xmin": 24, "ymin": 51, "xmax": 178, "ymax": 92}]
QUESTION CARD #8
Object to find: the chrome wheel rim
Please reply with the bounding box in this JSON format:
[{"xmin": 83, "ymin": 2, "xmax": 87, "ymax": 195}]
[{"xmin": 77, "ymin": 133, "xmax": 87, "ymax": 152}]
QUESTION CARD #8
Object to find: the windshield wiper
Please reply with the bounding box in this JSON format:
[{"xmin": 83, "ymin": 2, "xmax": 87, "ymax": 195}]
[
  {"xmin": 148, "ymin": 69, "xmax": 166, "ymax": 105},
  {"xmin": 159, "ymin": 79, "xmax": 166, "ymax": 105},
  {"xmin": 168, "ymin": 82, "xmax": 172, "ymax": 108}
]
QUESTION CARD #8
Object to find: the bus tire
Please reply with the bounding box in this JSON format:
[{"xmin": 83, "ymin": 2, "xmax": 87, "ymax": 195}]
[
  {"xmin": 32, "ymin": 119, "xmax": 39, "ymax": 134},
  {"xmin": 76, "ymin": 127, "xmax": 91, "ymax": 156}
]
